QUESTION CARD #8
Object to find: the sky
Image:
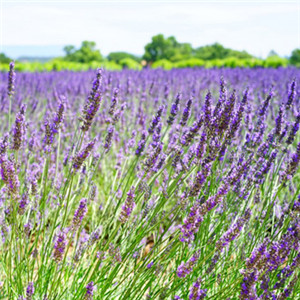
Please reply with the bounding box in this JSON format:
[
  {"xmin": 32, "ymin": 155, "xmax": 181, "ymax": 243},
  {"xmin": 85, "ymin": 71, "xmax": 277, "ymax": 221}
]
[{"xmin": 0, "ymin": 0, "xmax": 299, "ymax": 59}]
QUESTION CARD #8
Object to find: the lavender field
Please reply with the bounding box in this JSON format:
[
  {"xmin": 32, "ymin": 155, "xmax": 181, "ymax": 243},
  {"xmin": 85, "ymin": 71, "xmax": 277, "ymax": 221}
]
[{"xmin": 1, "ymin": 64, "xmax": 300, "ymax": 299}]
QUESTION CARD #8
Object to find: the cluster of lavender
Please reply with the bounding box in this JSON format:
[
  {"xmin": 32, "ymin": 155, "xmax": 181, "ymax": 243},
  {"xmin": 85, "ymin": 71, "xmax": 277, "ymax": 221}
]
[{"xmin": 0, "ymin": 64, "xmax": 299, "ymax": 299}]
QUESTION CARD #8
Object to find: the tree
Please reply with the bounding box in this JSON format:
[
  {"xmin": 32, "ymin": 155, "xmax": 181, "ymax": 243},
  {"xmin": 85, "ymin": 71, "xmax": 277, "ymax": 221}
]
[
  {"xmin": 63, "ymin": 41, "xmax": 103, "ymax": 63},
  {"xmin": 63, "ymin": 45, "xmax": 76, "ymax": 56},
  {"xmin": 194, "ymin": 43, "xmax": 252, "ymax": 60},
  {"xmin": 290, "ymin": 49, "xmax": 300, "ymax": 66},
  {"xmin": 107, "ymin": 52, "xmax": 141, "ymax": 63},
  {"xmin": 268, "ymin": 50, "xmax": 278, "ymax": 57},
  {"xmin": 0, "ymin": 52, "xmax": 12, "ymax": 64},
  {"xmin": 143, "ymin": 34, "xmax": 192, "ymax": 63}
]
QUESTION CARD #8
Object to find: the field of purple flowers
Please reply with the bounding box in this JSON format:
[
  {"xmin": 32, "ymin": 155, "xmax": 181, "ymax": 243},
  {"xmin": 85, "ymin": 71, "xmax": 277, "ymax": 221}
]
[{"xmin": 0, "ymin": 64, "xmax": 300, "ymax": 299}]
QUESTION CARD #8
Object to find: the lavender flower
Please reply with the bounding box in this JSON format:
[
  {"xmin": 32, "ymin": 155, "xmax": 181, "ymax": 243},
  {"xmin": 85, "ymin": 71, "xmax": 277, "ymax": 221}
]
[
  {"xmin": 73, "ymin": 139, "xmax": 96, "ymax": 171},
  {"xmin": 109, "ymin": 88, "xmax": 119, "ymax": 115},
  {"xmin": 282, "ymin": 142, "xmax": 300, "ymax": 181},
  {"xmin": 104, "ymin": 125, "xmax": 114, "ymax": 152},
  {"xmin": 148, "ymin": 105, "xmax": 164, "ymax": 134},
  {"xmin": 275, "ymin": 105, "xmax": 284, "ymax": 136},
  {"xmin": 181, "ymin": 116, "xmax": 203, "ymax": 146},
  {"xmin": 109, "ymin": 243, "xmax": 122, "ymax": 263},
  {"xmin": 286, "ymin": 79, "xmax": 296, "ymax": 110},
  {"xmin": 85, "ymin": 281, "xmax": 95, "ymax": 300},
  {"xmin": 135, "ymin": 130, "xmax": 147, "ymax": 156},
  {"xmin": 180, "ymin": 97, "xmax": 193, "ymax": 126},
  {"xmin": 0, "ymin": 135, "xmax": 9, "ymax": 156},
  {"xmin": 0, "ymin": 156, "xmax": 19, "ymax": 197},
  {"xmin": 189, "ymin": 278, "xmax": 207, "ymax": 300},
  {"xmin": 195, "ymin": 132, "xmax": 206, "ymax": 160},
  {"xmin": 72, "ymin": 198, "xmax": 87, "ymax": 230},
  {"xmin": 218, "ymin": 90, "xmax": 236, "ymax": 134},
  {"xmin": 259, "ymin": 90, "xmax": 273, "ymax": 117},
  {"xmin": 213, "ymin": 76, "xmax": 227, "ymax": 117},
  {"xmin": 227, "ymin": 88, "xmax": 248, "ymax": 140},
  {"xmin": 167, "ymin": 93, "xmax": 181, "ymax": 125},
  {"xmin": 52, "ymin": 97, "xmax": 65, "ymax": 134},
  {"xmin": 177, "ymin": 250, "xmax": 200, "ymax": 278},
  {"xmin": 189, "ymin": 163, "xmax": 211, "ymax": 197},
  {"xmin": 53, "ymin": 231, "xmax": 66, "ymax": 263},
  {"xmin": 12, "ymin": 104, "xmax": 26, "ymax": 150},
  {"xmin": 179, "ymin": 202, "xmax": 203, "ymax": 243},
  {"xmin": 277, "ymin": 276, "xmax": 298, "ymax": 300},
  {"xmin": 26, "ymin": 282, "xmax": 34, "ymax": 300},
  {"xmin": 119, "ymin": 186, "xmax": 135, "ymax": 223},
  {"xmin": 143, "ymin": 143, "xmax": 163, "ymax": 172},
  {"xmin": 43, "ymin": 98, "xmax": 65, "ymax": 151},
  {"xmin": 216, "ymin": 209, "xmax": 251, "ymax": 252},
  {"xmin": 7, "ymin": 61, "xmax": 16, "ymax": 97},
  {"xmin": 203, "ymin": 91, "xmax": 212, "ymax": 128},
  {"xmin": 18, "ymin": 193, "xmax": 29, "ymax": 215},
  {"xmin": 81, "ymin": 69, "xmax": 103, "ymax": 132},
  {"xmin": 147, "ymin": 261, "xmax": 154, "ymax": 269},
  {"xmin": 286, "ymin": 112, "xmax": 300, "ymax": 145}
]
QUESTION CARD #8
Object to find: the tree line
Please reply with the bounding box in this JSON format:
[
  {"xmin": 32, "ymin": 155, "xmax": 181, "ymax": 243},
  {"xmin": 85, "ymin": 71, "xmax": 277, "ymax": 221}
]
[{"xmin": 1, "ymin": 34, "xmax": 300, "ymax": 70}]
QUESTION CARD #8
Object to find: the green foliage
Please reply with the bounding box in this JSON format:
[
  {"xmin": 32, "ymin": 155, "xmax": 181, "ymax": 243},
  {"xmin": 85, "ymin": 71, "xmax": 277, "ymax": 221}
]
[
  {"xmin": 0, "ymin": 59, "xmax": 123, "ymax": 72},
  {"xmin": 194, "ymin": 43, "xmax": 252, "ymax": 60},
  {"xmin": 63, "ymin": 41, "xmax": 103, "ymax": 63},
  {"xmin": 263, "ymin": 55, "xmax": 288, "ymax": 68},
  {"xmin": 290, "ymin": 48, "xmax": 300, "ymax": 66},
  {"xmin": 151, "ymin": 59, "xmax": 173, "ymax": 70},
  {"xmin": 143, "ymin": 34, "xmax": 193, "ymax": 63},
  {"xmin": 174, "ymin": 58, "xmax": 205, "ymax": 68},
  {"xmin": 0, "ymin": 52, "xmax": 12, "ymax": 64},
  {"xmin": 2, "ymin": 36, "xmax": 298, "ymax": 72},
  {"xmin": 107, "ymin": 52, "xmax": 141, "ymax": 63},
  {"xmin": 119, "ymin": 58, "xmax": 141, "ymax": 70}
]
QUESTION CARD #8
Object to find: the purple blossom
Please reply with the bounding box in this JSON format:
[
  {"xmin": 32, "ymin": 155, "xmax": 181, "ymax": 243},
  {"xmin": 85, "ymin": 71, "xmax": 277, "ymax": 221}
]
[
  {"xmin": 53, "ymin": 230, "xmax": 66, "ymax": 263},
  {"xmin": 286, "ymin": 79, "xmax": 296, "ymax": 110},
  {"xmin": 167, "ymin": 93, "xmax": 181, "ymax": 125},
  {"xmin": 85, "ymin": 281, "xmax": 95, "ymax": 300},
  {"xmin": 26, "ymin": 282, "xmax": 34, "ymax": 300},
  {"xmin": 177, "ymin": 250, "xmax": 200, "ymax": 278},
  {"xmin": 119, "ymin": 186, "xmax": 135, "ymax": 223},
  {"xmin": 180, "ymin": 97, "xmax": 193, "ymax": 126},
  {"xmin": 189, "ymin": 278, "xmax": 207, "ymax": 300},
  {"xmin": 73, "ymin": 139, "xmax": 96, "ymax": 171},
  {"xmin": 12, "ymin": 104, "xmax": 26, "ymax": 150},
  {"xmin": 7, "ymin": 61, "xmax": 16, "ymax": 97},
  {"xmin": 81, "ymin": 68, "xmax": 103, "ymax": 132},
  {"xmin": 72, "ymin": 198, "xmax": 88, "ymax": 230}
]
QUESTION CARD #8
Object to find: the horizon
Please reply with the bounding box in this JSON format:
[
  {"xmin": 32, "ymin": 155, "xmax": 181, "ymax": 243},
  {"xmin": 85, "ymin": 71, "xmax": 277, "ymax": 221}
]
[{"xmin": 1, "ymin": 1, "xmax": 299, "ymax": 59}]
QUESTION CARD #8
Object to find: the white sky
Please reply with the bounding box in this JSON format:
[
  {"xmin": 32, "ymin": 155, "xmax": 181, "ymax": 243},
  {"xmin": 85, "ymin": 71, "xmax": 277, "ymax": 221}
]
[{"xmin": 0, "ymin": 0, "xmax": 300, "ymax": 58}]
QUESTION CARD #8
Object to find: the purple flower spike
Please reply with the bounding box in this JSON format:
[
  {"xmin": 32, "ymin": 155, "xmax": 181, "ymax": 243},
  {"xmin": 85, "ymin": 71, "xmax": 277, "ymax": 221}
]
[
  {"xmin": 85, "ymin": 281, "xmax": 95, "ymax": 300},
  {"xmin": 53, "ymin": 230, "xmax": 66, "ymax": 263},
  {"xmin": 81, "ymin": 68, "xmax": 103, "ymax": 132},
  {"xmin": 26, "ymin": 282, "xmax": 34, "ymax": 300},
  {"xmin": 12, "ymin": 104, "xmax": 26, "ymax": 151},
  {"xmin": 7, "ymin": 61, "xmax": 16, "ymax": 97},
  {"xmin": 72, "ymin": 198, "xmax": 88, "ymax": 230},
  {"xmin": 73, "ymin": 139, "xmax": 96, "ymax": 171},
  {"xmin": 119, "ymin": 186, "xmax": 135, "ymax": 223}
]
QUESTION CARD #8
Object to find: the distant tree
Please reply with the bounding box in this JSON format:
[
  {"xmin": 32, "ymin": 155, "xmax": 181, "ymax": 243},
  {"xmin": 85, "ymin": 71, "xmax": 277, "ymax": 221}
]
[
  {"xmin": 107, "ymin": 52, "xmax": 141, "ymax": 63},
  {"xmin": 194, "ymin": 43, "xmax": 252, "ymax": 60},
  {"xmin": 0, "ymin": 52, "xmax": 12, "ymax": 64},
  {"xmin": 63, "ymin": 41, "xmax": 103, "ymax": 63},
  {"xmin": 290, "ymin": 49, "xmax": 300, "ymax": 66},
  {"xmin": 63, "ymin": 45, "xmax": 76, "ymax": 56},
  {"xmin": 143, "ymin": 34, "xmax": 192, "ymax": 63},
  {"xmin": 268, "ymin": 50, "xmax": 278, "ymax": 57}
]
